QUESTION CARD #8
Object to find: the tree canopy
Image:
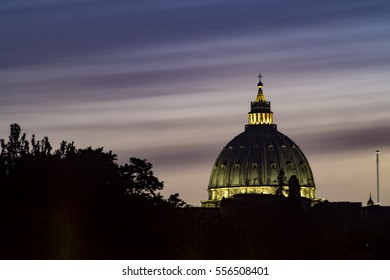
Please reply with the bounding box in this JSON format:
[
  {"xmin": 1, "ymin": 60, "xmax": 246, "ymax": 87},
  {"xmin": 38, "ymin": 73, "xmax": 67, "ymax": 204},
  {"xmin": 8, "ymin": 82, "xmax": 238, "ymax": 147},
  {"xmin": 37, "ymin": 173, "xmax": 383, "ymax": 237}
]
[
  {"xmin": 0, "ymin": 123, "xmax": 186, "ymax": 206},
  {"xmin": 0, "ymin": 124, "xmax": 188, "ymax": 259}
]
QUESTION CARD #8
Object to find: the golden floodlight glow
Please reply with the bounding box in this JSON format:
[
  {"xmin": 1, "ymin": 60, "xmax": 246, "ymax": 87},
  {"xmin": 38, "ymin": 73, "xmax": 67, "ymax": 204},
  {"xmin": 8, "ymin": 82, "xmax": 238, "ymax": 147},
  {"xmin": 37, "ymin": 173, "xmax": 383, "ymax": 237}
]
[
  {"xmin": 202, "ymin": 74, "xmax": 316, "ymax": 208},
  {"xmin": 248, "ymin": 112, "xmax": 273, "ymax": 125},
  {"xmin": 208, "ymin": 186, "xmax": 315, "ymax": 202}
]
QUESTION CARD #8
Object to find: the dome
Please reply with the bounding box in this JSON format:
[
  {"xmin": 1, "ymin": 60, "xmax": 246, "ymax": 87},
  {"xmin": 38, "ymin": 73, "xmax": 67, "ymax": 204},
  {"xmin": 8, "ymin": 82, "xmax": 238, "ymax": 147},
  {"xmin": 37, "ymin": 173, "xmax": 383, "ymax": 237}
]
[
  {"xmin": 202, "ymin": 75, "xmax": 315, "ymax": 207},
  {"xmin": 367, "ymin": 193, "xmax": 374, "ymax": 206}
]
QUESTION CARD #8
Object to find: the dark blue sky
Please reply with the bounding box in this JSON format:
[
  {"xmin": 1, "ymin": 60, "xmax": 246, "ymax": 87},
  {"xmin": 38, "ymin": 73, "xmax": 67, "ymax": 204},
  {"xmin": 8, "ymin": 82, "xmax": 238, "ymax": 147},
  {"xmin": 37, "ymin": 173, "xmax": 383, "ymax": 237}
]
[{"xmin": 2, "ymin": 0, "xmax": 390, "ymax": 205}]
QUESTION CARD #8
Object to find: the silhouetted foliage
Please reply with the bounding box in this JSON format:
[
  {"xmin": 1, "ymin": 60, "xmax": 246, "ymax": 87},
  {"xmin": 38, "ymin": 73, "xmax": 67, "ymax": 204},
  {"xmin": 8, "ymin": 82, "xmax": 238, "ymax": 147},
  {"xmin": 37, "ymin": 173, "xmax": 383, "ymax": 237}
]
[
  {"xmin": 120, "ymin": 157, "xmax": 164, "ymax": 200},
  {"xmin": 275, "ymin": 169, "xmax": 286, "ymax": 196},
  {"xmin": 288, "ymin": 175, "xmax": 301, "ymax": 198},
  {"xmin": 0, "ymin": 124, "xmax": 190, "ymax": 259},
  {"xmin": 166, "ymin": 193, "xmax": 190, "ymax": 208},
  {"xmin": 2, "ymin": 124, "xmax": 390, "ymax": 260}
]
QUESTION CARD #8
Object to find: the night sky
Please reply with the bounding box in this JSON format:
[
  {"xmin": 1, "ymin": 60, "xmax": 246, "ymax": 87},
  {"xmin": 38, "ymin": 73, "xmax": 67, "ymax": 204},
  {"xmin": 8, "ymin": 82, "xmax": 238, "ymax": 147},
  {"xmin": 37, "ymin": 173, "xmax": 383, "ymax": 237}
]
[{"xmin": 2, "ymin": 0, "xmax": 390, "ymax": 206}]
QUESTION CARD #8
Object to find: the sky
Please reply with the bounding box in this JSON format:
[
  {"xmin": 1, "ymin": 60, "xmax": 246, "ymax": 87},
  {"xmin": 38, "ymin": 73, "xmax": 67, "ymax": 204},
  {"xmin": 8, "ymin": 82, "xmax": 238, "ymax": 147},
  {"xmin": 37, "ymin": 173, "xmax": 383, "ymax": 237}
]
[{"xmin": 1, "ymin": 0, "xmax": 390, "ymax": 206}]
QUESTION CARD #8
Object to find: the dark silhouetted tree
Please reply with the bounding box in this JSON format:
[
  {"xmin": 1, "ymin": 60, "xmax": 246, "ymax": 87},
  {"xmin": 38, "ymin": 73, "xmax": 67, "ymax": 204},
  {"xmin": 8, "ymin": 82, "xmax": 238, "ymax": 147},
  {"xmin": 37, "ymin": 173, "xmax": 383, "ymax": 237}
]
[
  {"xmin": 0, "ymin": 124, "xmax": 190, "ymax": 259},
  {"xmin": 166, "ymin": 193, "xmax": 189, "ymax": 208},
  {"xmin": 276, "ymin": 169, "xmax": 286, "ymax": 196},
  {"xmin": 119, "ymin": 157, "xmax": 164, "ymax": 201},
  {"xmin": 288, "ymin": 175, "xmax": 301, "ymax": 198}
]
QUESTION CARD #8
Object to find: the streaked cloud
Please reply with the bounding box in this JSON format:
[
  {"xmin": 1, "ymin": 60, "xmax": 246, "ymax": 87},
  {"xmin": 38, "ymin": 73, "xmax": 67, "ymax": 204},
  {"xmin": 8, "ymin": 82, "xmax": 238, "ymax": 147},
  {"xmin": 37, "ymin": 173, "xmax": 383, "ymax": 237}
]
[{"xmin": 1, "ymin": 0, "xmax": 390, "ymax": 205}]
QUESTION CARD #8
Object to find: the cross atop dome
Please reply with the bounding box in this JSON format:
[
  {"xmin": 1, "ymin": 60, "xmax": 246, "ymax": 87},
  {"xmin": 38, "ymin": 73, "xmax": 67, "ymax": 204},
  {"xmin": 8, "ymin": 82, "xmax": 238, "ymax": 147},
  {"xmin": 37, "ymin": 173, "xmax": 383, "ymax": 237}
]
[
  {"xmin": 255, "ymin": 74, "xmax": 266, "ymax": 102},
  {"xmin": 257, "ymin": 73, "xmax": 263, "ymax": 88}
]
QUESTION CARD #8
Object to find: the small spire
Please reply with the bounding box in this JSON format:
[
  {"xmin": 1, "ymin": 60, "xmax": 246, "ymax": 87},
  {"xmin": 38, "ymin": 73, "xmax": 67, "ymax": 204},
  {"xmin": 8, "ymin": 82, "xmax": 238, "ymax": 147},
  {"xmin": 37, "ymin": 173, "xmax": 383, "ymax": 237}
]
[
  {"xmin": 248, "ymin": 74, "xmax": 273, "ymax": 126},
  {"xmin": 367, "ymin": 192, "xmax": 374, "ymax": 206},
  {"xmin": 257, "ymin": 73, "xmax": 263, "ymax": 88},
  {"xmin": 255, "ymin": 73, "xmax": 266, "ymax": 102}
]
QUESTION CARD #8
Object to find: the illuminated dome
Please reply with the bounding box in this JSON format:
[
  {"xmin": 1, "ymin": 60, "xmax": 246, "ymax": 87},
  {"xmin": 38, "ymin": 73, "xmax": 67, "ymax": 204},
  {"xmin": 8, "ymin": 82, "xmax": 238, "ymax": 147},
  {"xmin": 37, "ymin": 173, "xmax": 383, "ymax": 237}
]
[{"xmin": 202, "ymin": 75, "xmax": 315, "ymax": 208}]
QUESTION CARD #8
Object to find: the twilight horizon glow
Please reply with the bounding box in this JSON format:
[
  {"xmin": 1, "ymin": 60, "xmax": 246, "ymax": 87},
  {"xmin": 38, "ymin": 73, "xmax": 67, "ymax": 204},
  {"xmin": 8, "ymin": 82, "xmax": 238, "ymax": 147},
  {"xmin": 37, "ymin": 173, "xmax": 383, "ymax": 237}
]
[{"xmin": 1, "ymin": 0, "xmax": 390, "ymax": 205}]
